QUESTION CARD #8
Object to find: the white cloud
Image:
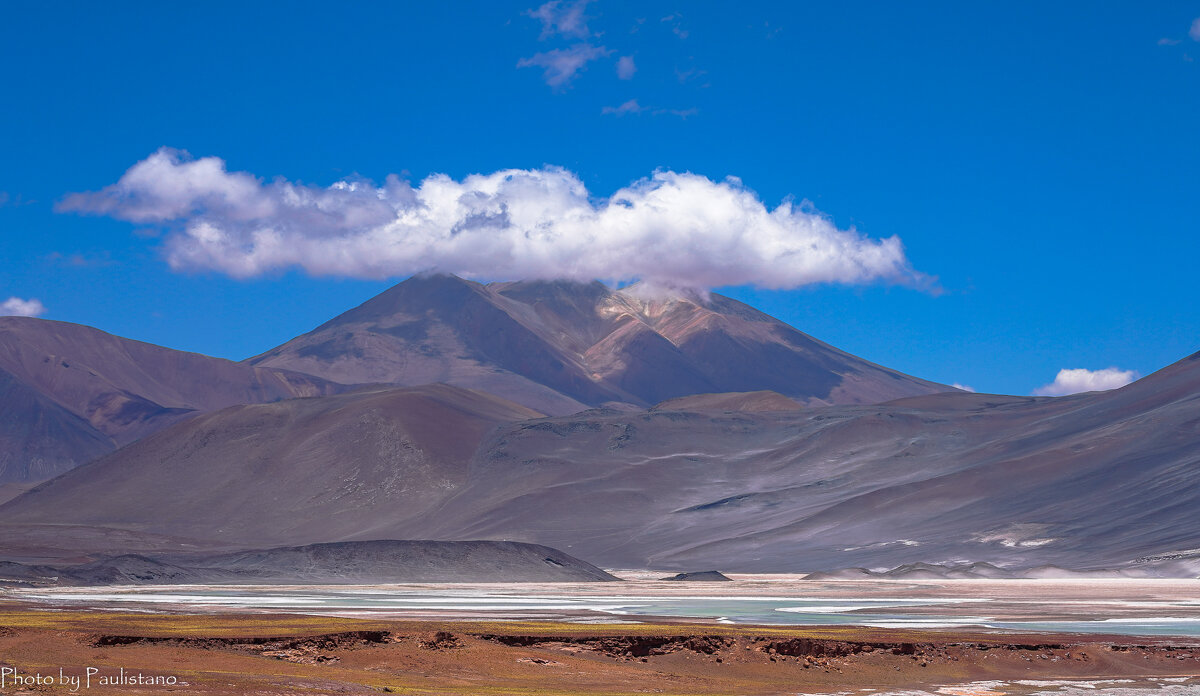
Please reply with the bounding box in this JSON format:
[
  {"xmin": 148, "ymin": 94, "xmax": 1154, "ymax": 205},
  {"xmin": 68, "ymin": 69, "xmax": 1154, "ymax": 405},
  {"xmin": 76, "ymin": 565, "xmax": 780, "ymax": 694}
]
[
  {"xmin": 528, "ymin": 0, "xmax": 592, "ymax": 39},
  {"xmin": 602, "ymin": 99, "xmax": 697, "ymax": 118},
  {"xmin": 951, "ymin": 383, "xmax": 976, "ymax": 393},
  {"xmin": 1032, "ymin": 367, "xmax": 1138, "ymax": 397},
  {"xmin": 60, "ymin": 148, "xmax": 929, "ymax": 292},
  {"xmin": 1, "ymin": 297, "xmax": 46, "ymax": 317},
  {"xmin": 59, "ymin": 151, "xmax": 268, "ymax": 223},
  {"xmin": 518, "ymin": 44, "xmax": 610, "ymax": 88},
  {"xmin": 661, "ymin": 14, "xmax": 689, "ymax": 39},
  {"xmin": 1190, "ymin": 17, "xmax": 1200, "ymax": 41},
  {"xmin": 602, "ymin": 99, "xmax": 645, "ymax": 115},
  {"xmin": 616, "ymin": 55, "xmax": 636, "ymax": 79}
]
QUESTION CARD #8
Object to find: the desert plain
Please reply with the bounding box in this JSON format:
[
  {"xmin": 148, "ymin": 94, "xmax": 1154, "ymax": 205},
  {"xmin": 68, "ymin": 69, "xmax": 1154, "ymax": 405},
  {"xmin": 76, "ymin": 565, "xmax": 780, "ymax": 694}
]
[{"xmin": 2, "ymin": 576, "xmax": 1198, "ymax": 695}]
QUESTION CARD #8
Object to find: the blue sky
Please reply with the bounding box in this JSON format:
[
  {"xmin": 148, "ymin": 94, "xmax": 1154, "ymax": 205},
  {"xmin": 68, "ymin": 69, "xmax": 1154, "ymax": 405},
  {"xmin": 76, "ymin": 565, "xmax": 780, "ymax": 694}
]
[{"xmin": 2, "ymin": 1, "xmax": 1198, "ymax": 396}]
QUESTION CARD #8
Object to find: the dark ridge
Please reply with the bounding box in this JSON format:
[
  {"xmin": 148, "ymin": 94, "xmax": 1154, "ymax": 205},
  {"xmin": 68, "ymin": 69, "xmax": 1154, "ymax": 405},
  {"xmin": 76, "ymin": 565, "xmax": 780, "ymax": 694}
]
[
  {"xmin": 661, "ymin": 571, "xmax": 732, "ymax": 582},
  {"xmin": 0, "ymin": 540, "xmax": 618, "ymax": 586}
]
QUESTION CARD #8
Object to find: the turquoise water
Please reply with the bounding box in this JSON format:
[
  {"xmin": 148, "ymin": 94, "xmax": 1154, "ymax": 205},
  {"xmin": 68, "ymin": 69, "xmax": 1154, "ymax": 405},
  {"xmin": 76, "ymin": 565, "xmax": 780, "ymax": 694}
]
[{"xmin": 19, "ymin": 588, "xmax": 1200, "ymax": 638}]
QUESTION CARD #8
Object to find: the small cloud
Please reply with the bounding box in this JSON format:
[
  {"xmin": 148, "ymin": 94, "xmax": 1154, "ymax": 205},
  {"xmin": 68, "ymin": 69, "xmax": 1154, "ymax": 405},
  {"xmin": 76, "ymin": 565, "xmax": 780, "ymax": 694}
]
[
  {"xmin": 675, "ymin": 66, "xmax": 707, "ymax": 84},
  {"xmin": 1158, "ymin": 37, "xmax": 1181, "ymax": 46},
  {"xmin": 44, "ymin": 251, "xmax": 114, "ymax": 268},
  {"xmin": 602, "ymin": 99, "xmax": 646, "ymax": 116},
  {"xmin": 616, "ymin": 55, "xmax": 636, "ymax": 80},
  {"xmin": 662, "ymin": 106, "xmax": 698, "ymax": 118},
  {"xmin": 1032, "ymin": 367, "xmax": 1138, "ymax": 397},
  {"xmin": 601, "ymin": 100, "xmax": 698, "ymax": 118},
  {"xmin": 661, "ymin": 14, "xmax": 688, "ymax": 39},
  {"xmin": 0, "ymin": 192, "xmax": 34, "ymax": 208},
  {"xmin": 518, "ymin": 43, "xmax": 611, "ymax": 88},
  {"xmin": 952, "ymin": 383, "xmax": 976, "ymax": 393},
  {"xmin": 1191, "ymin": 17, "xmax": 1200, "ymax": 41},
  {"xmin": 1, "ymin": 297, "xmax": 46, "ymax": 317},
  {"xmin": 527, "ymin": 0, "xmax": 592, "ymax": 39}
]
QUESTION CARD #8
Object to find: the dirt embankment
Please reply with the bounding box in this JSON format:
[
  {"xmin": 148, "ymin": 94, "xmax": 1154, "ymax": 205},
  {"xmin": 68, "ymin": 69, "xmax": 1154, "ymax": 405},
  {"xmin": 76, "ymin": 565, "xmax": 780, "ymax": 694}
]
[
  {"xmin": 1, "ymin": 612, "xmax": 1196, "ymax": 695},
  {"xmin": 74, "ymin": 626, "xmax": 1200, "ymax": 689}
]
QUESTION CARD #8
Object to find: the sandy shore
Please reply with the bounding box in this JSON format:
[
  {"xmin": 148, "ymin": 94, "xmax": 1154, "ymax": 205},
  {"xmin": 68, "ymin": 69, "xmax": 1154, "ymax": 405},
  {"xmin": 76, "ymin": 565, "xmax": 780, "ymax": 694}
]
[{"xmin": 0, "ymin": 606, "xmax": 1197, "ymax": 695}]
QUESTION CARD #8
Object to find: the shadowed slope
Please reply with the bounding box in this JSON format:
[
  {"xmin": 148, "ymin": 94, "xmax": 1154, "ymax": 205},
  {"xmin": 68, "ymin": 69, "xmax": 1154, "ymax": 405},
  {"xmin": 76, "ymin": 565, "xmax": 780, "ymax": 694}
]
[
  {"xmin": 0, "ymin": 368, "xmax": 111, "ymax": 483},
  {"xmin": 0, "ymin": 317, "xmax": 343, "ymax": 483},
  {"xmin": 0, "ymin": 384, "xmax": 542, "ymax": 554}
]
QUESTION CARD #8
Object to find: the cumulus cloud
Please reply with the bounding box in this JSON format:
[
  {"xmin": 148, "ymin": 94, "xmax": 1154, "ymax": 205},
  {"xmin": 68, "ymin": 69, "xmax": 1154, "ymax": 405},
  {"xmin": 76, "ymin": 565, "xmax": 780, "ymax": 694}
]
[
  {"xmin": 616, "ymin": 55, "xmax": 636, "ymax": 79},
  {"xmin": 1191, "ymin": 17, "xmax": 1200, "ymax": 41},
  {"xmin": 528, "ymin": 0, "xmax": 592, "ymax": 39},
  {"xmin": 1, "ymin": 297, "xmax": 46, "ymax": 317},
  {"xmin": 1033, "ymin": 367, "xmax": 1138, "ymax": 397},
  {"xmin": 60, "ymin": 148, "xmax": 929, "ymax": 291},
  {"xmin": 518, "ymin": 44, "xmax": 610, "ymax": 87},
  {"xmin": 952, "ymin": 383, "xmax": 976, "ymax": 393}
]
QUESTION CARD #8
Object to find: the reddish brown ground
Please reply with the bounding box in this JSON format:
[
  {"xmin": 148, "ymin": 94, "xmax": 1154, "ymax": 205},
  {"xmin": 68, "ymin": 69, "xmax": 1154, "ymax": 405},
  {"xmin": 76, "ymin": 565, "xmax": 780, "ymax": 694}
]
[{"xmin": 0, "ymin": 609, "xmax": 1196, "ymax": 695}]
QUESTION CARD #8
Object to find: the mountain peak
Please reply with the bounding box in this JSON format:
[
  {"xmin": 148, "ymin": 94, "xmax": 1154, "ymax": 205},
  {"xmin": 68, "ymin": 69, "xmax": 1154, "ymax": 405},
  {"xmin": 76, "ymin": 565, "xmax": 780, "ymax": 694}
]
[
  {"xmin": 249, "ymin": 274, "xmax": 949, "ymax": 412},
  {"xmin": 617, "ymin": 280, "xmax": 699, "ymax": 304}
]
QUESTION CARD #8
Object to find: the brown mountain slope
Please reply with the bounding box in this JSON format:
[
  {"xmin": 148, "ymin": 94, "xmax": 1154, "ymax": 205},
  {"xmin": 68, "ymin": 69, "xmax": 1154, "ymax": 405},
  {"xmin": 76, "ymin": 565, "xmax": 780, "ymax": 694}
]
[
  {"xmin": 248, "ymin": 275, "xmax": 951, "ymax": 413},
  {"xmin": 652, "ymin": 390, "xmax": 804, "ymax": 413},
  {"xmin": 0, "ymin": 384, "xmax": 541, "ymax": 554},
  {"xmin": 0, "ymin": 317, "xmax": 343, "ymax": 483}
]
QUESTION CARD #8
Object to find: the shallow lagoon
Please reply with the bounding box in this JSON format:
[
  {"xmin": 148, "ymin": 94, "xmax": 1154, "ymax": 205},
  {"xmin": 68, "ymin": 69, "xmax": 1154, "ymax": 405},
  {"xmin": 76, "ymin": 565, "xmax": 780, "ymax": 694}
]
[{"xmin": 13, "ymin": 575, "xmax": 1200, "ymax": 638}]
